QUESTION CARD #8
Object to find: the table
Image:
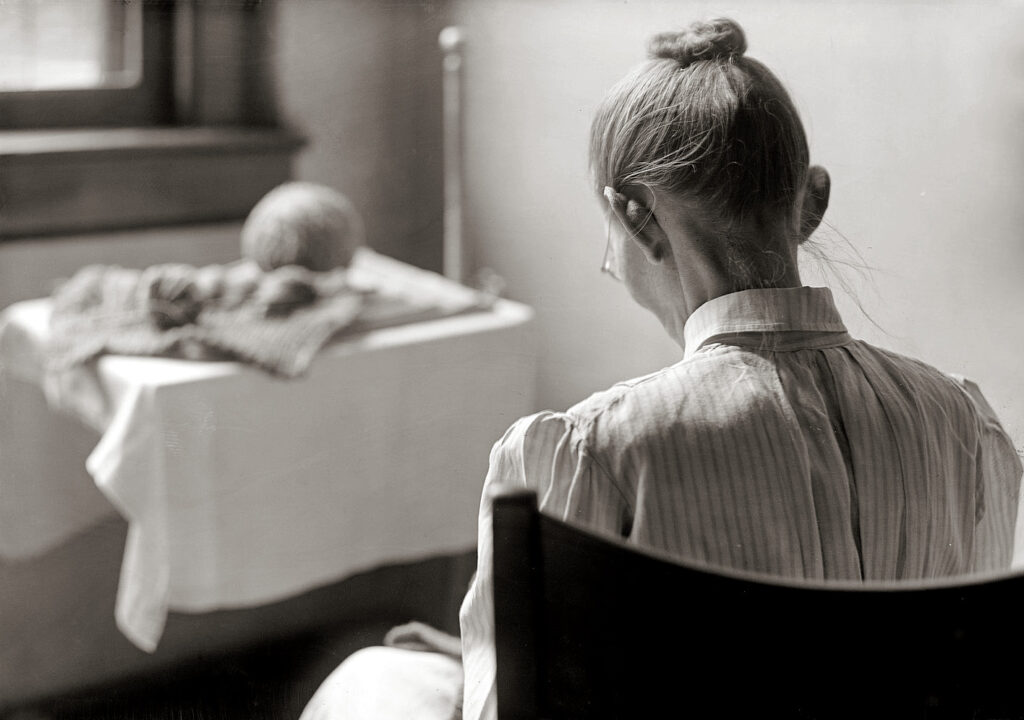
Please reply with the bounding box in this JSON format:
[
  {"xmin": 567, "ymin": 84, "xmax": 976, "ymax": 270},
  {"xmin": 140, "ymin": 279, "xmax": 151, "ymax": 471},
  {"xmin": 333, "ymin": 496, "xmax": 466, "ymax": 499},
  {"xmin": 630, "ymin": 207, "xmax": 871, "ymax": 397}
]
[{"xmin": 0, "ymin": 252, "xmax": 536, "ymax": 657}]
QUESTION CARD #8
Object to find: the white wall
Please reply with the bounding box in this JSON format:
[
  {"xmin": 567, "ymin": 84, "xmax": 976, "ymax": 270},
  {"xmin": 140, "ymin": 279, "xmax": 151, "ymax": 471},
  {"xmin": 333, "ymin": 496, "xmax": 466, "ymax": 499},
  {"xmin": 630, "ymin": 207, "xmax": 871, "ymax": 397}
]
[
  {"xmin": 0, "ymin": 224, "xmax": 242, "ymax": 309},
  {"xmin": 273, "ymin": 0, "xmax": 450, "ymax": 272},
  {"xmin": 450, "ymin": 0, "xmax": 1024, "ymax": 452}
]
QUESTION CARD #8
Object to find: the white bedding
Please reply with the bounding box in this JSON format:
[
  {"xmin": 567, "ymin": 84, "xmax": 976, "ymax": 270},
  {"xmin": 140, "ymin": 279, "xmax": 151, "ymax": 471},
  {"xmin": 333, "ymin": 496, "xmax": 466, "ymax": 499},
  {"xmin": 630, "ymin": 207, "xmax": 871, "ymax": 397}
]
[{"xmin": 0, "ymin": 251, "xmax": 536, "ymax": 652}]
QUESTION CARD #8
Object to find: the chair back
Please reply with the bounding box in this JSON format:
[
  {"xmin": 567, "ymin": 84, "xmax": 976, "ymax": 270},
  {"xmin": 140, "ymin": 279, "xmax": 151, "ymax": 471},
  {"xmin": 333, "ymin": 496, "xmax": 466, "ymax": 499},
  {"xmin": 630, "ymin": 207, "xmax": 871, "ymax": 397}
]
[{"xmin": 491, "ymin": 487, "xmax": 1024, "ymax": 720}]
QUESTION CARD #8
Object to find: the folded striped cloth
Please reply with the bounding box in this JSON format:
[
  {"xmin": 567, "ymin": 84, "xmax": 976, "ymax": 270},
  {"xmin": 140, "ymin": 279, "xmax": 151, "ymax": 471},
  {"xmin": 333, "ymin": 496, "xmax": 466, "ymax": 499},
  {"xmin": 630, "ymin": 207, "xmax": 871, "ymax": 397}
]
[
  {"xmin": 46, "ymin": 263, "xmax": 361, "ymax": 378},
  {"xmin": 46, "ymin": 249, "xmax": 486, "ymax": 379}
]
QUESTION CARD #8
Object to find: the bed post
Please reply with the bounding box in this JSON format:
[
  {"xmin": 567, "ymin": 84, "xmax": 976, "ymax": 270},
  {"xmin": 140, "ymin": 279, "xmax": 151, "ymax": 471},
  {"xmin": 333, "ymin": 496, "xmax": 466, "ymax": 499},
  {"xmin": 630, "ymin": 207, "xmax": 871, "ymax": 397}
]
[{"xmin": 439, "ymin": 26, "xmax": 467, "ymax": 284}]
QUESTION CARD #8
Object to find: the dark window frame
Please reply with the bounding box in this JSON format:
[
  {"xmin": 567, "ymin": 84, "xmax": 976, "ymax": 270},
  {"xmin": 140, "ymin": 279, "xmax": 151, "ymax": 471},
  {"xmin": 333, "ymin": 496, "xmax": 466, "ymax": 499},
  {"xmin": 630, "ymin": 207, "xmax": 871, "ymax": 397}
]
[
  {"xmin": 0, "ymin": 2, "xmax": 176, "ymax": 129},
  {"xmin": 0, "ymin": 1, "xmax": 303, "ymax": 240}
]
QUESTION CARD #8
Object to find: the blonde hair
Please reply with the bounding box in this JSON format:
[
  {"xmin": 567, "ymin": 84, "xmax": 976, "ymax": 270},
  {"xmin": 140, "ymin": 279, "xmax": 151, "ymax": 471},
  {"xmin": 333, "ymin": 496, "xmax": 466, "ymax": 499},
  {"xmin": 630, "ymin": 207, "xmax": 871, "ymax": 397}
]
[{"xmin": 590, "ymin": 18, "xmax": 809, "ymax": 238}]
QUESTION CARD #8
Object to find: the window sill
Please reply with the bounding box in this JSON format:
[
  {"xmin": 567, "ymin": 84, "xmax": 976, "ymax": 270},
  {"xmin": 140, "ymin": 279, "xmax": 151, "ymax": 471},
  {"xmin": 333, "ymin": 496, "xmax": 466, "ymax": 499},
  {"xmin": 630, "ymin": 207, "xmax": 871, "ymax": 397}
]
[{"xmin": 0, "ymin": 127, "xmax": 305, "ymax": 239}]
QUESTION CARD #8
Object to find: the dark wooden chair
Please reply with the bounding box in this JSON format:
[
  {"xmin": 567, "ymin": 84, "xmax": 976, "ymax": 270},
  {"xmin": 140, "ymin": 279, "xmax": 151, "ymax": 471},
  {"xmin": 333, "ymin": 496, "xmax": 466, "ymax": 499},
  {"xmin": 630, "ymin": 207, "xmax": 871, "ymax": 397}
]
[{"xmin": 491, "ymin": 486, "xmax": 1024, "ymax": 720}]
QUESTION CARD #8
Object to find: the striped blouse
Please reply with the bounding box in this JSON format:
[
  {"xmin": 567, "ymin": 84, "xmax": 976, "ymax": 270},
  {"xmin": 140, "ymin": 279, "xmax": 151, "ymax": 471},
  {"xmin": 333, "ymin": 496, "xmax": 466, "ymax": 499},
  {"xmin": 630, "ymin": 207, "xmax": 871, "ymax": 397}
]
[{"xmin": 459, "ymin": 286, "xmax": 1022, "ymax": 720}]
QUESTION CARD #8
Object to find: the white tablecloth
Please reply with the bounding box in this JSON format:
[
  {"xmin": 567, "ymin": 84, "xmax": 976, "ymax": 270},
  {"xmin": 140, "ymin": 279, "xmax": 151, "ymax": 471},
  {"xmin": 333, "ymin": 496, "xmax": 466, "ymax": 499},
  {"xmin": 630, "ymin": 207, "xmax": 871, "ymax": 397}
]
[{"xmin": 0, "ymin": 253, "xmax": 536, "ymax": 652}]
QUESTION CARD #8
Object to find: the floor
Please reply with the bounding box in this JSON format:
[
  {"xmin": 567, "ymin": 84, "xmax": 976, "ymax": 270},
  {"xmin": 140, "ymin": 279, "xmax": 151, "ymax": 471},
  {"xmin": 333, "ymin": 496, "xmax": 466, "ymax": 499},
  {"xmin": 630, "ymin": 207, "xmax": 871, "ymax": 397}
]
[
  {"xmin": 2, "ymin": 547, "xmax": 473, "ymax": 720},
  {"xmin": 13, "ymin": 621, "xmax": 395, "ymax": 720}
]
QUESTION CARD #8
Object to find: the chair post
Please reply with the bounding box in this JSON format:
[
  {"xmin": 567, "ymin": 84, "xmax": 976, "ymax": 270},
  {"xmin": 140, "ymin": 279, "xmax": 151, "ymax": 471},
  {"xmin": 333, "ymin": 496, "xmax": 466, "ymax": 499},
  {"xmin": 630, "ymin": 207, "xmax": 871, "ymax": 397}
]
[{"xmin": 491, "ymin": 487, "xmax": 542, "ymax": 720}]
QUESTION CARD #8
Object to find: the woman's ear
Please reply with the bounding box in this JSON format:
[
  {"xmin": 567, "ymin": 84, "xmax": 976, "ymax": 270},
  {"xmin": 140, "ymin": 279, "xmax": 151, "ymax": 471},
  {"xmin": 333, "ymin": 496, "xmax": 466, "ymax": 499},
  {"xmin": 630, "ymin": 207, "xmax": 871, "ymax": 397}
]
[
  {"xmin": 603, "ymin": 186, "xmax": 669, "ymax": 264},
  {"xmin": 798, "ymin": 166, "xmax": 831, "ymax": 242}
]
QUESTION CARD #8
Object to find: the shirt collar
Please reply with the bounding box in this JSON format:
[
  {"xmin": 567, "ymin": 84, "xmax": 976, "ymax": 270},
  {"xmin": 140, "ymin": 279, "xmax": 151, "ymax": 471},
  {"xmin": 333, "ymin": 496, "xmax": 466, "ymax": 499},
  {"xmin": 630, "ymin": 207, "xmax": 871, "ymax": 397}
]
[{"xmin": 682, "ymin": 286, "xmax": 850, "ymax": 359}]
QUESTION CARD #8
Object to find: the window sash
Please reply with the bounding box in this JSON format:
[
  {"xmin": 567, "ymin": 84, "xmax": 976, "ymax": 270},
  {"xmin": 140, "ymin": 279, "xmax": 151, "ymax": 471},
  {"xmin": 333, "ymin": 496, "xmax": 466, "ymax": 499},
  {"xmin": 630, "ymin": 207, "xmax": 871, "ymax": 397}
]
[{"xmin": 0, "ymin": 3, "xmax": 174, "ymax": 129}]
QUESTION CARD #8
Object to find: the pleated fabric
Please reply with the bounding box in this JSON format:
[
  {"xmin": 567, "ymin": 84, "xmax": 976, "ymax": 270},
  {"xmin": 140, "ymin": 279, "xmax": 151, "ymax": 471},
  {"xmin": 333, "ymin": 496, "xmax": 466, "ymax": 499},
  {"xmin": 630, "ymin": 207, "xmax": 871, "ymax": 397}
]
[{"xmin": 460, "ymin": 286, "xmax": 1021, "ymax": 720}]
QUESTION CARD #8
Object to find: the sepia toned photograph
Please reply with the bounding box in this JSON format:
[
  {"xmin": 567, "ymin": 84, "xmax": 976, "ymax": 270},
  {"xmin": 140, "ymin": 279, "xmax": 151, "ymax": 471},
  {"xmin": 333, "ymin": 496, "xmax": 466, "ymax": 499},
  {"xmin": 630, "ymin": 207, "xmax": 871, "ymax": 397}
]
[{"xmin": 1, "ymin": 1, "xmax": 1022, "ymax": 718}]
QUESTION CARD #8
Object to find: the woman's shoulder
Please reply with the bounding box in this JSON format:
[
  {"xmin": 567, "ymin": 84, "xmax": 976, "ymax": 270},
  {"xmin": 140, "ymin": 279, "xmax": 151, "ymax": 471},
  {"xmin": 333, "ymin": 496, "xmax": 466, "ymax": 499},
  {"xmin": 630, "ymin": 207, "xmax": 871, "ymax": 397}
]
[
  {"xmin": 569, "ymin": 346, "xmax": 772, "ymax": 415},
  {"xmin": 489, "ymin": 364, "xmax": 693, "ymax": 462},
  {"xmin": 550, "ymin": 350, "xmax": 766, "ymax": 452},
  {"xmin": 843, "ymin": 340, "xmax": 1020, "ymax": 467},
  {"xmin": 852, "ymin": 340, "xmax": 998, "ymax": 418}
]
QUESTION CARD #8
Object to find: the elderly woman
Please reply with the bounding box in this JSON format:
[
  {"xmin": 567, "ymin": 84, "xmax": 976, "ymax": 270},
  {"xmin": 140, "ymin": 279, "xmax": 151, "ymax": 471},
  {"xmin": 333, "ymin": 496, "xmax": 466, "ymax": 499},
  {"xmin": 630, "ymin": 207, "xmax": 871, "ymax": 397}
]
[{"xmin": 302, "ymin": 17, "xmax": 1022, "ymax": 720}]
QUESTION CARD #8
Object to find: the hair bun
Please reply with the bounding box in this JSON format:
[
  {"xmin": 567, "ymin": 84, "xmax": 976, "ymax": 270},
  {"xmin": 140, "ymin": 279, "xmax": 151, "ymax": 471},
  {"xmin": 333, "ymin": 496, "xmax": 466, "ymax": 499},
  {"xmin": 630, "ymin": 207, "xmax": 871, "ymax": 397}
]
[{"xmin": 648, "ymin": 18, "xmax": 747, "ymax": 67}]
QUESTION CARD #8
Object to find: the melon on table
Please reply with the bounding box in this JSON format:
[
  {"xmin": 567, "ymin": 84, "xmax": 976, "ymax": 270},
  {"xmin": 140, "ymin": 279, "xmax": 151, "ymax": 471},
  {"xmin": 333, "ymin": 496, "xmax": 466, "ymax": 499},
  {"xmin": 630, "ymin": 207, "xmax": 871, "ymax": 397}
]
[{"xmin": 241, "ymin": 182, "xmax": 365, "ymax": 272}]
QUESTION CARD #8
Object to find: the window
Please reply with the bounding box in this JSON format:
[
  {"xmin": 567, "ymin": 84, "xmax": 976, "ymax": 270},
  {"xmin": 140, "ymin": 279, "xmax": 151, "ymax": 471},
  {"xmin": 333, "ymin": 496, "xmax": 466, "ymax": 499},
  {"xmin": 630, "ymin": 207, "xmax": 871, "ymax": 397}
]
[
  {"xmin": 0, "ymin": 0, "xmax": 142, "ymax": 91},
  {"xmin": 0, "ymin": 0, "xmax": 174, "ymax": 128},
  {"xmin": 0, "ymin": 1, "xmax": 303, "ymax": 238}
]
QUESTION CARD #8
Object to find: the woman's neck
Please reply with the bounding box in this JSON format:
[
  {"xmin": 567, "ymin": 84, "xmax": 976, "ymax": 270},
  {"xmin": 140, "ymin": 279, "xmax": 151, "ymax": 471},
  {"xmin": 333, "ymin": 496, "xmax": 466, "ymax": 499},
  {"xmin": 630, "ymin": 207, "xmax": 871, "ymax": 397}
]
[{"xmin": 671, "ymin": 201, "xmax": 801, "ymax": 289}]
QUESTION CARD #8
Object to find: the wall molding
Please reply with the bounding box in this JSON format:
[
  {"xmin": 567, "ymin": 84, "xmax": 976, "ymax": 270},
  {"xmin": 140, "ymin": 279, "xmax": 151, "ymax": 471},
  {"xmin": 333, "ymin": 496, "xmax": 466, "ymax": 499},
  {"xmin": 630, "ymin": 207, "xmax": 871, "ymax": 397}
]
[{"xmin": 0, "ymin": 127, "xmax": 304, "ymax": 239}]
